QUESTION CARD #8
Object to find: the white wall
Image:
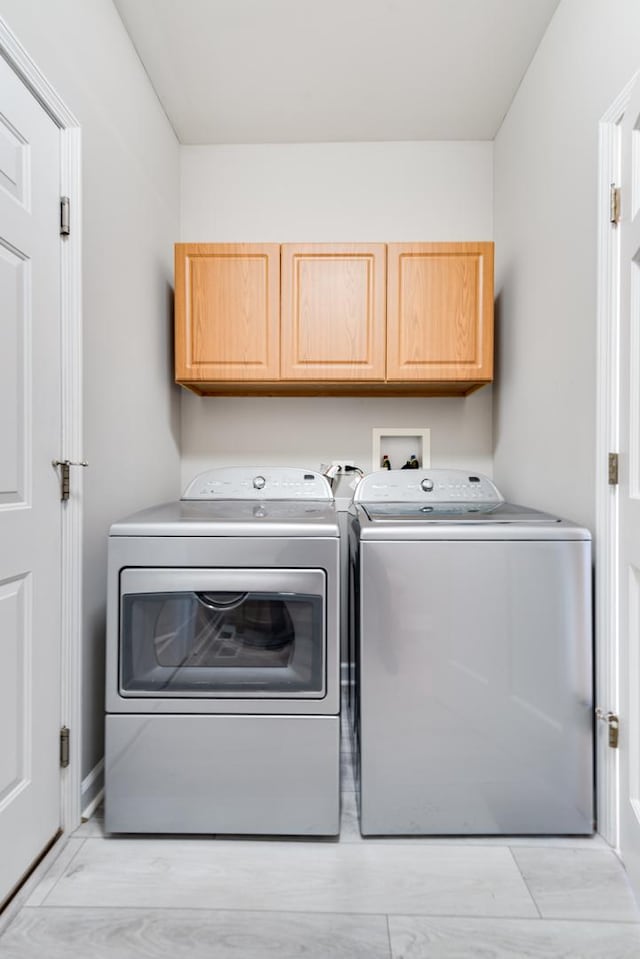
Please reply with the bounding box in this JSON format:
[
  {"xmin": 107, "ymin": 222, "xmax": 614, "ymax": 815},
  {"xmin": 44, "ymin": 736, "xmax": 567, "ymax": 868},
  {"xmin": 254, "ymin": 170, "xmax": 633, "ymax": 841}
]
[
  {"xmin": 0, "ymin": 0, "xmax": 181, "ymax": 780},
  {"xmin": 493, "ymin": 0, "xmax": 640, "ymax": 529},
  {"xmin": 180, "ymin": 142, "xmax": 494, "ymax": 487}
]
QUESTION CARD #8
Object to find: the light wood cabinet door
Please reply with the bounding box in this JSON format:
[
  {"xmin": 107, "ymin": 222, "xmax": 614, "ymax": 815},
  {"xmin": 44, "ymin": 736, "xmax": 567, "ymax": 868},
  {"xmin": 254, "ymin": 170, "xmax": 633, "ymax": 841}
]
[
  {"xmin": 281, "ymin": 244, "xmax": 386, "ymax": 381},
  {"xmin": 386, "ymin": 242, "xmax": 494, "ymax": 383},
  {"xmin": 175, "ymin": 243, "xmax": 280, "ymax": 383}
]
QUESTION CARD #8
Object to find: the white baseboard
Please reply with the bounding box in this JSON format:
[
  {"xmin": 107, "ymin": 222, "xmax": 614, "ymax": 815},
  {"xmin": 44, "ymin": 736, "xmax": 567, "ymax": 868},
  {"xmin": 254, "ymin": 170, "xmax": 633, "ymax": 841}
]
[{"xmin": 81, "ymin": 758, "xmax": 104, "ymax": 820}]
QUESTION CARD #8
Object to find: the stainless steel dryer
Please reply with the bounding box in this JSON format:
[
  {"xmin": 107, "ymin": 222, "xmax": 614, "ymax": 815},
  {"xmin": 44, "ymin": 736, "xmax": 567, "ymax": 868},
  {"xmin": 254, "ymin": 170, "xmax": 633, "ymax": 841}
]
[
  {"xmin": 349, "ymin": 468, "xmax": 593, "ymax": 836},
  {"xmin": 105, "ymin": 467, "xmax": 340, "ymax": 835}
]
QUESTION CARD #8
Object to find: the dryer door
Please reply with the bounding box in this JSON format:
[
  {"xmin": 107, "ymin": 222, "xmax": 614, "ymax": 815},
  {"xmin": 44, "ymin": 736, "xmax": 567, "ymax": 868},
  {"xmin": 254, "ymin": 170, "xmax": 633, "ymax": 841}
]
[{"xmin": 119, "ymin": 568, "xmax": 326, "ymax": 698}]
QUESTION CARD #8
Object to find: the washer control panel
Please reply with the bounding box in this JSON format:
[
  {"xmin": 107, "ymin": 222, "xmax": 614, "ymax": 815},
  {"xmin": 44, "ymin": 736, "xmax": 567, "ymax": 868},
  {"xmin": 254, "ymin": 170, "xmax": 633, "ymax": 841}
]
[
  {"xmin": 182, "ymin": 467, "xmax": 334, "ymax": 501},
  {"xmin": 354, "ymin": 468, "xmax": 503, "ymax": 504}
]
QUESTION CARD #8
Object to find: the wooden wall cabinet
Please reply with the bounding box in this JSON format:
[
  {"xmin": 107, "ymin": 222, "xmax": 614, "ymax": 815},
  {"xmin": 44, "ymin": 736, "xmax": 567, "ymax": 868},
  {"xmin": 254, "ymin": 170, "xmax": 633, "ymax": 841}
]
[
  {"xmin": 281, "ymin": 244, "xmax": 386, "ymax": 381},
  {"xmin": 174, "ymin": 243, "xmax": 280, "ymax": 382},
  {"xmin": 175, "ymin": 241, "xmax": 494, "ymax": 396},
  {"xmin": 387, "ymin": 242, "xmax": 494, "ymax": 388}
]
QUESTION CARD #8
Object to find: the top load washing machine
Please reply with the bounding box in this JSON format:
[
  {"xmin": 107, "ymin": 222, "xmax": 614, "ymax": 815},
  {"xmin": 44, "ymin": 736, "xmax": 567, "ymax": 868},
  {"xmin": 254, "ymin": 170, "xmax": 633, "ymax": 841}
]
[
  {"xmin": 105, "ymin": 467, "xmax": 340, "ymax": 836},
  {"xmin": 349, "ymin": 468, "xmax": 593, "ymax": 836}
]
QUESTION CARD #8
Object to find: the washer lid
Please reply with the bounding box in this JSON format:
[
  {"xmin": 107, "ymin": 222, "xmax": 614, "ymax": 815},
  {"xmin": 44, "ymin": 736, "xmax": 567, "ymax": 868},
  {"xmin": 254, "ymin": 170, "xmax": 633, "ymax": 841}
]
[
  {"xmin": 355, "ymin": 501, "xmax": 590, "ymax": 541},
  {"xmin": 361, "ymin": 502, "xmax": 559, "ymax": 523}
]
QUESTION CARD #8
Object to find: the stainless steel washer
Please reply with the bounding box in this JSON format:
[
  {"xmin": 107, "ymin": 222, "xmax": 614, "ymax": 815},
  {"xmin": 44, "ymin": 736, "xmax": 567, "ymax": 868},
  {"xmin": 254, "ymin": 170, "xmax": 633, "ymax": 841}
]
[
  {"xmin": 349, "ymin": 468, "xmax": 593, "ymax": 836},
  {"xmin": 105, "ymin": 467, "xmax": 340, "ymax": 835}
]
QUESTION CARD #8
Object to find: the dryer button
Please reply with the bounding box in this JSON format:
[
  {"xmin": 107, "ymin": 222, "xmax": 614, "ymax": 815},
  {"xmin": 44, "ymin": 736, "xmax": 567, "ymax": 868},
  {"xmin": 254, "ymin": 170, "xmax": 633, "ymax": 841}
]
[
  {"xmin": 253, "ymin": 475, "xmax": 266, "ymax": 490},
  {"xmin": 420, "ymin": 478, "xmax": 434, "ymax": 492}
]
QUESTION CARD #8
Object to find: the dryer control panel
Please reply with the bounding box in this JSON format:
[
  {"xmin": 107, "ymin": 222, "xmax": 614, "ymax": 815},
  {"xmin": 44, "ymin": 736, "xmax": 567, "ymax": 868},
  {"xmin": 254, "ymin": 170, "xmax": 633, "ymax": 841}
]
[
  {"xmin": 354, "ymin": 468, "xmax": 503, "ymax": 504},
  {"xmin": 182, "ymin": 467, "xmax": 334, "ymax": 501}
]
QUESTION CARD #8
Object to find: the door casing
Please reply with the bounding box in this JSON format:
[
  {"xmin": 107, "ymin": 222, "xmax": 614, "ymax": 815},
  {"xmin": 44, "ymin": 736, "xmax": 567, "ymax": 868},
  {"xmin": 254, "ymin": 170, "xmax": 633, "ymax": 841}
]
[{"xmin": 595, "ymin": 70, "xmax": 639, "ymax": 852}]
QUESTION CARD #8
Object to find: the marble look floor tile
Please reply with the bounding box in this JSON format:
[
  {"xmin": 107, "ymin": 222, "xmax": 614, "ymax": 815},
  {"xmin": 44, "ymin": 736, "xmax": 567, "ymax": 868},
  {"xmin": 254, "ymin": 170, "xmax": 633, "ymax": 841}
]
[
  {"xmin": 342, "ymin": 739, "xmax": 356, "ymax": 762},
  {"xmin": 0, "ymin": 908, "xmax": 391, "ymax": 959},
  {"xmin": 341, "ymin": 739, "xmax": 355, "ymax": 758},
  {"xmin": 73, "ymin": 816, "xmax": 106, "ymax": 838},
  {"xmin": 339, "ymin": 736, "xmax": 356, "ymax": 793},
  {"xmin": 340, "ymin": 720, "xmax": 352, "ymax": 743},
  {"xmin": 339, "ymin": 790, "xmax": 361, "ymax": 842},
  {"xmin": 512, "ymin": 847, "xmax": 640, "ymax": 921},
  {"xmin": 42, "ymin": 837, "xmax": 537, "ymax": 917},
  {"xmin": 340, "ymin": 753, "xmax": 356, "ymax": 792},
  {"xmin": 404, "ymin": 835, "xmax": 606, "ymax": 849},
  {"xmin": 388, "ymin": 915, "xmax": 640, "ymax": 959},
  {"xmin": 23, "ymin": 838, "xmax": 86, "ymax": 908},
  {"xmin": 0, "ymin": 838, "xmax": 86, "ymax": 937},
  {"xmin": 504, "ymin": 835, "xmax": 608, "ymax": 849}
]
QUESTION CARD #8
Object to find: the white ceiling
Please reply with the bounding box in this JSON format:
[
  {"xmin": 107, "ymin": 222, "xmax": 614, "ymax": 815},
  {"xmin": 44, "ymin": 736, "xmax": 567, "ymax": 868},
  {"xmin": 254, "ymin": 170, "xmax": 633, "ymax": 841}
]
[{"xmin": 113, "ymin": 0, "xmax": 561, "ymax": 145}]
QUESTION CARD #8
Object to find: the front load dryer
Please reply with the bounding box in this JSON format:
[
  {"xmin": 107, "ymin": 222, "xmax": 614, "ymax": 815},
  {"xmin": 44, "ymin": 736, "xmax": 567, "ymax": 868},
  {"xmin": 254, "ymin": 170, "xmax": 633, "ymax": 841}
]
[
  {"xmin": 105, "ymin": 467, "xmax": 340, "ymax": 836},
  {"xmin": 349, "ymin": 468, "xmax": 593, "ymax": 836}
]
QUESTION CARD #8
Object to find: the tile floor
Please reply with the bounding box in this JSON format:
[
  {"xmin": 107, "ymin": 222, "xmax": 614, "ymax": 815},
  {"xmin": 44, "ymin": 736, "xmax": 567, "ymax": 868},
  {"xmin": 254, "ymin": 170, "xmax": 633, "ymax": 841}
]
[{"xmin": 1, "ymin": 722, "xmax": 639, "ymax": 958}]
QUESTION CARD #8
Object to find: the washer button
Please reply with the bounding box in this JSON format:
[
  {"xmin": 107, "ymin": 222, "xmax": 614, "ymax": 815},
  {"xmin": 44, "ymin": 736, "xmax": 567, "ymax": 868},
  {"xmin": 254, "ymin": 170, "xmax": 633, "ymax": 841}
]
[
  {"xmin": 420, "ymin": 478, "xmax": 434, "ymax": 492},
  {"xmin": 253, "ymin": 475, "xmax": 266, "ymax": 490}
]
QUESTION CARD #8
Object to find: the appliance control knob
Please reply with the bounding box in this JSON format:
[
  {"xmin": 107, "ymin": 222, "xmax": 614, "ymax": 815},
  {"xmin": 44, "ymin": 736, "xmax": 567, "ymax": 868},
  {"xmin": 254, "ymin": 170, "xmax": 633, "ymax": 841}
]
[
  {"xmin": 253, "ymin": 475, "xmax": 267, "ymax": 490},
  {"xmin": 421, "ymin": 478, "xmax": 434, "ymax": 492}
]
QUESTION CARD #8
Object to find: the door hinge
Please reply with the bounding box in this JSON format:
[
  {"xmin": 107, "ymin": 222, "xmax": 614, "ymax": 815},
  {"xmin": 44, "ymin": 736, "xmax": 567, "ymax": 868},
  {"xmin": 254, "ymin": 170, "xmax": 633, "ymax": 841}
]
[
  {"xmin": 60, "ymin": 726, "xmax": 70, "ymax": 768},
  {"xmin": 60, "ymin": 196, "xmax": 70, "ymax": 236},
  {"xmin": 52, "ymin": 459, "xmax": 88, "ymax": 501},
  {"xmin": 610, "ymin": 184, "xmax": 621, "ymax": 225},
  {"xmin": 595, "ymin": 708, "xmax": 619, "ymax": 748},
  {"xmin": 608, "ymin": 452, "xmax": 619, "ymax": 485}
]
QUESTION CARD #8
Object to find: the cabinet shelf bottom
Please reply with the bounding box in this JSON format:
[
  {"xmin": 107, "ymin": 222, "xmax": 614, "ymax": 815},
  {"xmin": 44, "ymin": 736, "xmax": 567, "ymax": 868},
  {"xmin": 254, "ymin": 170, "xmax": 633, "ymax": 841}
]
[{"xmin": 176, "ymin": 379, "xmax": 491, "ymax": 398}]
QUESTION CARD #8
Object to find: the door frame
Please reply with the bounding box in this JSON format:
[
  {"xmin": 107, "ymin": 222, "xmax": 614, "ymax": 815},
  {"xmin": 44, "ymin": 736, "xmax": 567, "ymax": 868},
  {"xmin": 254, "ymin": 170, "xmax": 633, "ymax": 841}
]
[
  {"xmin": 0, "ymin": 16, "xmax": 83, "ymax": 832},
  {"xmin": 595, "ymin": 71, "xmax": 638, "ymax": 850}
]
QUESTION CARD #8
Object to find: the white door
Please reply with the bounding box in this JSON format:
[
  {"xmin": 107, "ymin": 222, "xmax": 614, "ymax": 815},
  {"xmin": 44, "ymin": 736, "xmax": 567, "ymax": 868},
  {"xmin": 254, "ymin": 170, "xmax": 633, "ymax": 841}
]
[
  {"xmin": 0, "ymin": 54, "xmax": 62, "ymax": 906},
  {"xmin": 618, "ymin": 72, "xmax": 640, "ymax": 890}
]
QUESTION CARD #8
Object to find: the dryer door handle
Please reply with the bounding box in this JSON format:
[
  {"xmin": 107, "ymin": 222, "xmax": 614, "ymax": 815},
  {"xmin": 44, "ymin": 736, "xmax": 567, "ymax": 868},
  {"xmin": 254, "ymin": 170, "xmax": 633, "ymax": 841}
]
[{"xmin": 195, "ymin": 591, "xmax": 249, "ymax": 611}]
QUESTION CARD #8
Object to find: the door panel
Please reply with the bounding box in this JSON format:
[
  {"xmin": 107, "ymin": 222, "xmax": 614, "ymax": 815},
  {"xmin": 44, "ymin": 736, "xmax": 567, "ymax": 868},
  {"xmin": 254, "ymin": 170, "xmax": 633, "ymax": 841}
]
[
  {"xmin": 0, "ymin": 574, "xmax": 29, "ymax": 801},
  {"xmin": 386, "ymin": 242, "xmax": 494, "ymax": 382},
  {"xmin": 174, "ymin": 243, "xmax": 280, "ymax": 382},
  {"xmin": 619, "ymin": 72, "xmax": 640, "ymax": 891},
  {"xmin": 0, "ymin": 109, "xmax": 27, "ymax": 203},
  {"xmin": 0, "ymin": 54, "xmax": 61, "ymax": 907},
  {"xmin": 0, "ymin": 242, "xmax": 28, "ymax": 503},
  {"xmin": 281, "ymin": 244, "xmax": 386, "ymax": 380}
]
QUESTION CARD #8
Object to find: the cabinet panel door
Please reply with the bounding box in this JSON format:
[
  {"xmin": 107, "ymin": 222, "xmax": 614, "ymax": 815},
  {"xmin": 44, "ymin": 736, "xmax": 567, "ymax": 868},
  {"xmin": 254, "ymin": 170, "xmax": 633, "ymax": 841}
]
[
  {"xmin": 281, "ymin": 244, "xmax": 386, "ymax": 381},
  {"xmin": 175, "ymin": 244, "xmax": 280, "ymax": 382},
  {"xmin": 387, "ymin": 243, "xmax": 494, "ymax": 382}
]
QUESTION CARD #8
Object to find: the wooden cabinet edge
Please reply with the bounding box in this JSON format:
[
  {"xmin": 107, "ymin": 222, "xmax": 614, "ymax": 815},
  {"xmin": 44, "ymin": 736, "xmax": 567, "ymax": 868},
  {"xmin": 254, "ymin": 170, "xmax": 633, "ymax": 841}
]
[{"xmin": 176, "ymin": 378, "xmax": 491, "ymax": 398}]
